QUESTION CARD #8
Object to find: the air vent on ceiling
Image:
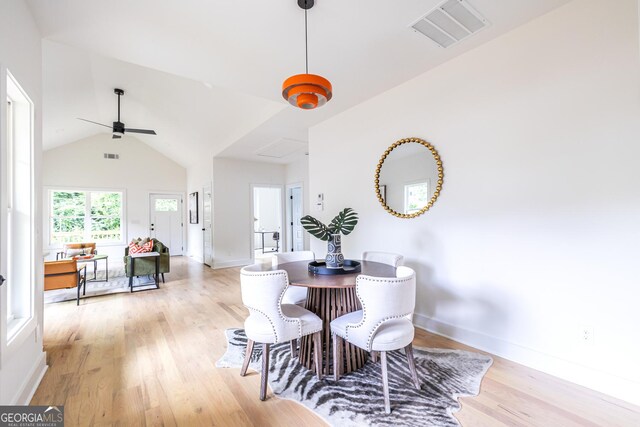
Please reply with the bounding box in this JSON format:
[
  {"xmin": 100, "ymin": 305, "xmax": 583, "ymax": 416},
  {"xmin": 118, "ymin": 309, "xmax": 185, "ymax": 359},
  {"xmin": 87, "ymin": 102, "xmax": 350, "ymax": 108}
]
[
  {"xmin": 410, "ymin": 0, "xmax": 489, "ymax": 48},
  {"xmin": 103, "ymin": 153, "xmax": 119, "ymax": 160}
]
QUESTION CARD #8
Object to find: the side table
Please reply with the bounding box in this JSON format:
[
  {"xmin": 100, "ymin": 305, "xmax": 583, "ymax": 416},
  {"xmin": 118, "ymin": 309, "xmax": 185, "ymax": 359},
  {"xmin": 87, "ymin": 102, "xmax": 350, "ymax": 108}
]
[{"xmin": 129, "ymin": 251, "xmax": 160, "ymax": 292}]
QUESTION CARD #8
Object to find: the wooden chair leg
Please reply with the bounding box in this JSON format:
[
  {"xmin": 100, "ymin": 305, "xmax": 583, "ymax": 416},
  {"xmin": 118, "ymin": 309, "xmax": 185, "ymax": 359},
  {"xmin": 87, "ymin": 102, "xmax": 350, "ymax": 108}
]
[
  {"xmin": 240, "ymin": 339, "xmax": 254, "ymax": 377},
  {"xmin": 404, "ymin": 343, "xmax": 421, "ymax": 389},
  {"xmin": 333, "ymin": 334, "xmax": 342, "ymax": 381},
  {"xmin": 260, "ymin": 343, "xmax": 270, "ymax": 401},
  {"xmin": 371, "ymin": 350, "xmax": 378, "ymax": 363},
  {"xmin": 313, "ymin": 331, "xmax": 323, "ymax": 380},
  {"xmin": 380, "ymin": 351, "xmax": 391, "ymax": 414},
  {"xmin": 162, "ymin": 273, "xmax": 165, "ymax": 283},
  {"xmin": 290, "ymin": 339, "xmax": 297, "ymax": 358}
]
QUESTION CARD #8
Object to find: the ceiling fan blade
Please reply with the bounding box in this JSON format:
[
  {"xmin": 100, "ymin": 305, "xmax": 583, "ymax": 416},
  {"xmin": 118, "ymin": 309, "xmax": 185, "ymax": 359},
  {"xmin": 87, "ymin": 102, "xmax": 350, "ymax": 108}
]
[
  {"xmin": 77, "ymin": 118, "xmax": 112, "ymax": 129},
  {"xmin": 112, "ymin": 134, "xmax": 122, "ymax": 139},
  {"xmin": 125, "ymin": 128, "xmax": 156, "ymax": 135}
]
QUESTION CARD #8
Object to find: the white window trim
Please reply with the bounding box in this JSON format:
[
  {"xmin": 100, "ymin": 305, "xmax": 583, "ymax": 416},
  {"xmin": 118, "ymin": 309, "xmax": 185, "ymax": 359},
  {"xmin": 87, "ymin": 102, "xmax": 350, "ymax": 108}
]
[
  {"xmin": 404, "ymin": 179, "xmax": 431, "ymax": 215},
  {"xmin": 2, "ymin": 68, "xmax": 36, "ymax": 350},
  {"xmin": 6, "ymin": 94, "xmax": 13, "ymax": 322},
  {"xmin": 45, "ymin": 186, "xmax": 127, "ymax": 249}
]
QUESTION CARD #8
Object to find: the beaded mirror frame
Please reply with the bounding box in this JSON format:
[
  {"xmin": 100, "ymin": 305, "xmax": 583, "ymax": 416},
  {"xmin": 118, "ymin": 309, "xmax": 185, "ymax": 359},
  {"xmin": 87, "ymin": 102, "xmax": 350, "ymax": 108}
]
[{"xmin": 374, "ymin": 137, "xmax": 444, "ymax": 219}]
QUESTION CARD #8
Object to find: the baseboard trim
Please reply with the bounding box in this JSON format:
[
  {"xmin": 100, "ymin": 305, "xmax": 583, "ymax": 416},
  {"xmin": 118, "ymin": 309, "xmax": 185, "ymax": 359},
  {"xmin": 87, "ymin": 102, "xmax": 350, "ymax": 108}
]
[
  {"xmin": 13, "ymin": 351, "xmax": 47, "ymax": 405},
  {"xmin": 213, "ymin": 258, "xmax": 252, "ymax": 269},
  {"xmin": 413, "ymin": 313, "xmax": 640, "ymax": 407}
]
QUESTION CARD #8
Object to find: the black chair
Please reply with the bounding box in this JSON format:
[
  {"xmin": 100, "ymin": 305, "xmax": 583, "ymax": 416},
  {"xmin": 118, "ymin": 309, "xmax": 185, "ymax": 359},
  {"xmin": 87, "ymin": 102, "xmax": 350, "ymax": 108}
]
[{"xmin": 272, "ymin": 232, "xmax": 280, "ymax": 252}]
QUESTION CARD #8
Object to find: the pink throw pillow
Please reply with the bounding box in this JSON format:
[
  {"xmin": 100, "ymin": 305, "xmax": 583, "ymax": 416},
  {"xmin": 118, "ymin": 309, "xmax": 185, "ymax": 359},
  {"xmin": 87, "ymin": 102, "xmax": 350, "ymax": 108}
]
[{"xmin": 129, "ymin": 239, "xmax": 153, "ymax": 254}]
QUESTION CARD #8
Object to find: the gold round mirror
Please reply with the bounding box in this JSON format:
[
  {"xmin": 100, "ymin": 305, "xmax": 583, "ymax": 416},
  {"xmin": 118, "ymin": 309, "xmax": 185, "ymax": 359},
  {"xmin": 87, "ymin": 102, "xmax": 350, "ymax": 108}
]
[{"xmin": 375, "ymin": 137, "xmax": 444, "ymax": 218}]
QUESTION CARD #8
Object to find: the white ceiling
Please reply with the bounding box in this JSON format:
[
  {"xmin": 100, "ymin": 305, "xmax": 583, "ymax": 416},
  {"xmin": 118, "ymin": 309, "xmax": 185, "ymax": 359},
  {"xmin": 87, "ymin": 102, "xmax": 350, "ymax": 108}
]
[{"xmin": 27, "ymin": 0, "xmax": 571, "ymax": 167}]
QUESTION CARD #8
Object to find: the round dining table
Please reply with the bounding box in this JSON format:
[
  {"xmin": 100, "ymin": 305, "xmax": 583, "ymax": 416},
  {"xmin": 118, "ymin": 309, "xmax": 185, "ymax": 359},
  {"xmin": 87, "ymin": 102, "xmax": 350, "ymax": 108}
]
[{"xmin": 243, "ymin": 259, "xmax": 397, "ymax": 376}]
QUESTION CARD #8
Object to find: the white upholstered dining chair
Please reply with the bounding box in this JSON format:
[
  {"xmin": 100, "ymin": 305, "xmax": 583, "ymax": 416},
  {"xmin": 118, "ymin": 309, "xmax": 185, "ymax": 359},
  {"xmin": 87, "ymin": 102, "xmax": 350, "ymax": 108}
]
[
  {"xmin": 239, "ymin": 266, "xmax": 323, "ymax": 401},
  {"xmin": 330, "ymin": 266, "xmax": 420, "ymax": 414},
  {"xmin": 362, "ymin": 251, "xmax": 404, "ymax": 267},
  {"xmin": 273, "ymin": 251, "xmax": 315, "ymax": 306}
]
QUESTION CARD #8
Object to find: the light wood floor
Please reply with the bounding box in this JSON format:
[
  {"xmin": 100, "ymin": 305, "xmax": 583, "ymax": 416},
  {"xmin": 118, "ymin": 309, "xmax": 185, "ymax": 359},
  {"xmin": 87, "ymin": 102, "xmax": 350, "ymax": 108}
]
[{"xmin": 32, "ymin": 257, "xmax": 639, "ymax": 426}]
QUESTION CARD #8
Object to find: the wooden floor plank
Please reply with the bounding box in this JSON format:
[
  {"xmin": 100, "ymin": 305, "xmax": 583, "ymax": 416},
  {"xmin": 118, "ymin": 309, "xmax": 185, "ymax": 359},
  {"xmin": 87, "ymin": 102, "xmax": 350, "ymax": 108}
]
[{"xmin": 31, "ymin": 257, "xmax": 639, "ymax": 426}]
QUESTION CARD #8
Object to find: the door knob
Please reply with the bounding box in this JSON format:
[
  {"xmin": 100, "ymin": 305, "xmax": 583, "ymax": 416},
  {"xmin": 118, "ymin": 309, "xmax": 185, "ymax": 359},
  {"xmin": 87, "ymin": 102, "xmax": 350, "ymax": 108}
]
[{"xmin": 0, "ymin": 275, "xmax": 5, "ymax": 286}]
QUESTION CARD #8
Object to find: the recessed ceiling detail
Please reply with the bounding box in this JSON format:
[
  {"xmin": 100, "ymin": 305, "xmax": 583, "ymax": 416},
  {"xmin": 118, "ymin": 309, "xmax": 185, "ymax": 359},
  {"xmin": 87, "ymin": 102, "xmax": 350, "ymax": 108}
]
[
  {"xmin": 256, "ymin": 138, "xmax": 307, "ymax": 159},
  {"xmin": 410, "ymin": 0, "xmax": 489, "ymax": 48}
]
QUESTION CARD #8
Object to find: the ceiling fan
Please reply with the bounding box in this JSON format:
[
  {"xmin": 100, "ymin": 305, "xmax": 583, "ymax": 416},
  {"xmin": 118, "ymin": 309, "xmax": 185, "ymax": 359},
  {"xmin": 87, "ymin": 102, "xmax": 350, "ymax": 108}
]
[{"xmin": 77, "ymin": 88, "xmax": 157, "ymax": 139}]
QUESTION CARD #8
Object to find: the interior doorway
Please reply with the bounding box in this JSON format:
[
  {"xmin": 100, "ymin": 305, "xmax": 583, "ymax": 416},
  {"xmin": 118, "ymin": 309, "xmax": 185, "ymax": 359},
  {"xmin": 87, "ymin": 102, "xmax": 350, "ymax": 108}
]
[
  {"xmin": 149, "ymin": 193, "xmax": 184, "ymax": 255},
  {"xmin": 251, "ymin": 185, "xmax": 283, "ymax": 261},
  {"xmin": 286, "ymin": 184, "xmax": 304, "ymax": 252},
  {"xmin": 202, "ymin": 185, "xmax": 213, "ymax": 267}
]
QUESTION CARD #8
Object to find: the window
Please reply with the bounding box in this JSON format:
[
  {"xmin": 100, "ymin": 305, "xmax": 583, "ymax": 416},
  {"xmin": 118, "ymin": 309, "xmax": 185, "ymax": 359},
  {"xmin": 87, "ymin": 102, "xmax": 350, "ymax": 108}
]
[
  {"xmin": 3, "ymin": 71, "xmax": 35, "ymax": 334},
  {"xmin": 49, "ymin": 190, "xmax": 124, "ymax": 245},
  {"xmin": 6, "ymin": 96, "xmax": 14, "ymax": 323},
  {"xmin": 154, "ymin": 198, "xmax": 178, "ymax": 212},
  {"xmin": 404, "ymin": 181, "xmax": 429, "ymax": 214}
]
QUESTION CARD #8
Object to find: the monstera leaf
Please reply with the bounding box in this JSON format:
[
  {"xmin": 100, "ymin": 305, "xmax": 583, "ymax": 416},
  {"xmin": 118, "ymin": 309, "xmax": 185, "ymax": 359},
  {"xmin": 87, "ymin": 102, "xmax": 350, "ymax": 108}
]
[
  {"xmin": 301, "ymin": 208, "xmax": 359, "ymax": 241},
  {"xmin": 328, "ymin": 208, "xmax": 359, "ymax": 235},
  {"xmin": 300, "ymin": 215, "xmax": 332, "ymax": 241}
]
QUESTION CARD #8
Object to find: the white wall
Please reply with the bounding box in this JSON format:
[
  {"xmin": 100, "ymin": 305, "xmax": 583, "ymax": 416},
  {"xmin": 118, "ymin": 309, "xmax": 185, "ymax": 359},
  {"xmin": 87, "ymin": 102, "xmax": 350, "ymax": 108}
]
[
  {"xmin": 285, "ymin": 156, "xmax": 311, "ymax": 251},
  {"xmin": 0, "ymin": 0, "xmax": 45, "ymax": 405},
  {"xmin": 212, "ymin": 158, "xmax": 285, "ymax": 267},
  {"xmin": 42, "ymin": 134, "xmax": 187, "ymax": 259},
  {"xmin": 309, "ymin": 0, "xmax": 640, "ymax": 406},
  {"xmin": 186, "ymin": 157, "xmax": 212, "ymax": 263}
]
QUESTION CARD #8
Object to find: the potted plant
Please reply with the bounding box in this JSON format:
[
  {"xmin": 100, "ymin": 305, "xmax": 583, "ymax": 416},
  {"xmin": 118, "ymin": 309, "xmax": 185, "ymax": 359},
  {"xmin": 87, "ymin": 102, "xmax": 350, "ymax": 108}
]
[{"xmin": 300, "ymin": 208, "xmax": 358, "ymax": 269}]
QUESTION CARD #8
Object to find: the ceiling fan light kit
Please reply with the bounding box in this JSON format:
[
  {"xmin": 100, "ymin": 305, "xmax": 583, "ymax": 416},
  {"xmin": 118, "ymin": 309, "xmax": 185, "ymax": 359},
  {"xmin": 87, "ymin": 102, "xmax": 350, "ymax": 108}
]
[
  {"xmin": 78, "ymin": 88, "xmax": 157, "ymax": 139},
  {"xmin": 282, "ymin": 0, "xmax": 332, "ymax": 110}
]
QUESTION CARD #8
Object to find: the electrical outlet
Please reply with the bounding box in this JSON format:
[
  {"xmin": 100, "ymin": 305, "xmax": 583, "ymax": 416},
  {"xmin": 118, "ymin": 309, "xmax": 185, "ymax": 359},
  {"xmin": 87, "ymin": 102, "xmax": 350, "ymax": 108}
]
[{"xmin": 580, "ymin": 325, "xmax": 594, "ymax": 345}]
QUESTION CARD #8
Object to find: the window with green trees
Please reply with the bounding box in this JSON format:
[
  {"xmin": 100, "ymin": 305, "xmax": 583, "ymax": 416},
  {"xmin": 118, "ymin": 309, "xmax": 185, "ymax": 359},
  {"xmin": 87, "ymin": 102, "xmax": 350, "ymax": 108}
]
[
  {"xmin": 404, "ymin": 182, "xmax": 429, "ymax": 215},
  {"xmin": 50, "ymin": 190, "xmax": 123, "ymax": 244}
]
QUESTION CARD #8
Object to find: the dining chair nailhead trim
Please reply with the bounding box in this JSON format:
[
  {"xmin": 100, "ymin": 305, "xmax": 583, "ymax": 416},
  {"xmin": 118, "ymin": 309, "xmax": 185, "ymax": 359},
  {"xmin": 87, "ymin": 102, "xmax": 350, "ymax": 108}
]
[
  {"xmin": 242, "ymin": 269, "xmax": 303, "ymax": 342},
  {"xmin": 276, "ymin": 270, "xmax": 303, "ymax": 338},
  {"xmin": 364, "ymin": 312, "xmax": 413, "ymax": 351},
  {"xmin": 342, "ymin": 275, "xmax": 414, "ymax": 350},
  {"xmin": 245, "ymin": 305, "xmax": 279, "ymax": 341}
]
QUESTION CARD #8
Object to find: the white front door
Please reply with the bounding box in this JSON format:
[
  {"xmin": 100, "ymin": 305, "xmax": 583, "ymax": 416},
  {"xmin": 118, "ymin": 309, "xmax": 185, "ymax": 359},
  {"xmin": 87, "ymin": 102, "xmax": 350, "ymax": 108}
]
[
  {"xmin": 290, "ymin": 186, "xmax": 304, "ymax": 251},
  {"xmin": 149, "ymin": 194, "xmax": 183, "ymax": 255},
  {"xmin": 203, "ymin": 185, "xmax": 213, "ymax": 266}
]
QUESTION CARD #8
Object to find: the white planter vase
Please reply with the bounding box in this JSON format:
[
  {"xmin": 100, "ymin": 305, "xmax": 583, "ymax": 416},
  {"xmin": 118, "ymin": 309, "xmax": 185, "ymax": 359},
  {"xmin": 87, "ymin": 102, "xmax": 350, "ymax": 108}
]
[{"xmin": 325, "ymin": 234, "xmax": 344, "ymax": 268}]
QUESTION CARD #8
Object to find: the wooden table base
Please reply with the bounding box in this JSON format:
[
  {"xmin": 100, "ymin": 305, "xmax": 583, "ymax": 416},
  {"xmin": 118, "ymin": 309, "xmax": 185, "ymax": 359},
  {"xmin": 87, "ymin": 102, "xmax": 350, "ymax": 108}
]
[{"xmin": 299, "ymin": 287, "xmax": 368, "ymax": 376}]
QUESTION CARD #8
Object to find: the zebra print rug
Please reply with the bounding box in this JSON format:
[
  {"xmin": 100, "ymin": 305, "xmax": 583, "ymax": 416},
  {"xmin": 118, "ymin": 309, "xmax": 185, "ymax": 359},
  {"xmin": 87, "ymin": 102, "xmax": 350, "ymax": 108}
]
[{"xmin": 216, "ymin": 328, "xmax": 492, "ymax": 426}]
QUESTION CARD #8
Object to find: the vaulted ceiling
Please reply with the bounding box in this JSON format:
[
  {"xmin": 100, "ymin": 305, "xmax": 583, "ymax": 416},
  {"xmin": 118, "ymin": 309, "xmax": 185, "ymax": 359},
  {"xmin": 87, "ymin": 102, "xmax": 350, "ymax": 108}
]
[{"xmin": 27, "ymin": 0, "xmax": 571, "ymax": 167}]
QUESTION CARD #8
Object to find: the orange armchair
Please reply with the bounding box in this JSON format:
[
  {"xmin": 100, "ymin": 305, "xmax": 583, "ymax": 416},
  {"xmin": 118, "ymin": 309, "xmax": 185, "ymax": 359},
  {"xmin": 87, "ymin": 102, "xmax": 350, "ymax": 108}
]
[{"xmin": 44, "ymin": 260, "xmax": 87, "ymax": 305}]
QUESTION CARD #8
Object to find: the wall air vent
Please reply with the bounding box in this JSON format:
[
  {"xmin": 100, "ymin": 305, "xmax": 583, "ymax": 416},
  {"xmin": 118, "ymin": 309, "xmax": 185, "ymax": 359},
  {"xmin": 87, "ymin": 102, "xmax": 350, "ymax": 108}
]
[
  {"xmin": 103, "ymin": 153, "xmax": 119, "ymax": 160},
  {"xmin": 410, "ymin": 0, "xmax": 489, "ymax": 48}
]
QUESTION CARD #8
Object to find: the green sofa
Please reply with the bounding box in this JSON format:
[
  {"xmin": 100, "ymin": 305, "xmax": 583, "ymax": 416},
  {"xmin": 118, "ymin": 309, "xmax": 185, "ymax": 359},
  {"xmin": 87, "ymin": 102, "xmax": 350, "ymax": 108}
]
[{"xmin": 124, "ymin": 238, "xmax": 170, "ymax": 282}]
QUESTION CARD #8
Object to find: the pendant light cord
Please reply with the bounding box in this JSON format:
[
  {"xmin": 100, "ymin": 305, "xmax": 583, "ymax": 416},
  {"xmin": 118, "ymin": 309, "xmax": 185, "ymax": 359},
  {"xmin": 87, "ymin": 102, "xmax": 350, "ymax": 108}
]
[{"xmin": 304, "ymin": 8, "xmax": 309, "ymax": 74}]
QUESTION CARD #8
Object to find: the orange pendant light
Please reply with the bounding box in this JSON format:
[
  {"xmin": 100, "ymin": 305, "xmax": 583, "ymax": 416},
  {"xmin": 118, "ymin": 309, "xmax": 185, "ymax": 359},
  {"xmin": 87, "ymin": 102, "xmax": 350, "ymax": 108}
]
[{"xmin": 282, "ymin": 0, "xmax": 332, "ymax": 110}]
